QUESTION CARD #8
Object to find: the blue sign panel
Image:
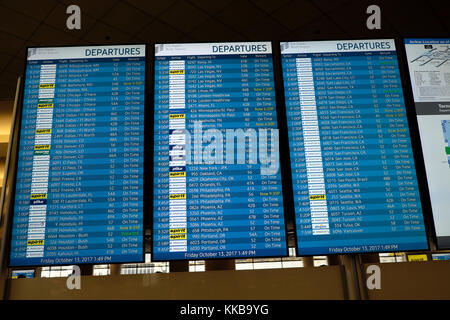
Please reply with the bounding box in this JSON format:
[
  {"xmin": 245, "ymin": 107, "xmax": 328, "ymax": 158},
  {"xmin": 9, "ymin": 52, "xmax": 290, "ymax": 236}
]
[
  {"xmin": 9, "ymin": 45, "xmax": 145, "ymax": 266},
  {"xmin": 280, "ymin": 40, "xmax": 428, "ymax": 255},
  {"xmin": 153, "ymin": 42, "xmax": 288, "ymax": 260}
]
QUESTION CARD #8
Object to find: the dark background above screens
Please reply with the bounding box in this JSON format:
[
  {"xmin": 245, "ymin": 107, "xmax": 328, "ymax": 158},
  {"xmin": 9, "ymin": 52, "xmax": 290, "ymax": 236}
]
[{"xmin": 0, "ymin": 0, "xmax": 449, "ymax": 99}]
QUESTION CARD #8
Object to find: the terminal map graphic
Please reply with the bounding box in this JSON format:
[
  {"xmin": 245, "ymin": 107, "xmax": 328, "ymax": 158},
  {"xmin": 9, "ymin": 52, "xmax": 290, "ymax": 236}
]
[
  {"xmin": 410, "ymin": 46, "xmax": 450, "ymax": 68},
  {"xmin": 442, "ymin": 120, "xmax": 450, "ymax": 166}
]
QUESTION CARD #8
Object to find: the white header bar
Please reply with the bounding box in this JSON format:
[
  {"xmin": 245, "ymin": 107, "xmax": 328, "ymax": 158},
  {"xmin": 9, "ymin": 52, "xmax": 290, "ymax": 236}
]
[
  {"xmin": 155, "ymin": 42, "xmax": 272, "ymax": 56},
  {"xmin": 280, "ymin": 39, "xmax": 396, "ymax": 54},
  {"xmin": 27, "ymin": 44, "xmax": 146, "ymax": 61}
]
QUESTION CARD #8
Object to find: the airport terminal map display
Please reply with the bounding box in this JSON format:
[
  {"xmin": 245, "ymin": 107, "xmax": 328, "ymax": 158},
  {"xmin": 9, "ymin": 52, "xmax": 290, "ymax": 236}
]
[
  {"xmin": 405, "ymin": 38, "xmax": 450, "ymax": 249},
  {"xmin": 153, "ymin": 42, "xmax": 288, "ymax": 260},
  {"xmin": 9, "ymin": 45, "xmax": 145, "ymax": 266},
  {"xmin": 281, "ymin": 39, "xmax": 428, "ymax": 255},
  {"xmin": 442, "ymin": 120, "xmax": 450, "ymax": 167}
]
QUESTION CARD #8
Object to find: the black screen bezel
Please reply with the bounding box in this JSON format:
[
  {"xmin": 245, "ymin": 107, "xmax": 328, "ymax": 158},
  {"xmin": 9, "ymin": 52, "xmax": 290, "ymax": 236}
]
[
  {"xmin": 276, "ymin": 37, "xmax": 432, "ymax": 257},
  {"xmin": 7, "ymin": 43, "xmax": 148, "ymax": 268},
  {"xmin": 150, "ymin": 40, "xmax": 291, "ymax": 262}
]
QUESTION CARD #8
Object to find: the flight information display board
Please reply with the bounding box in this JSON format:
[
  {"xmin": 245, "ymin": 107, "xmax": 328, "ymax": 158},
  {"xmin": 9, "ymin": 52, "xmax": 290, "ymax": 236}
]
[
  {"xmin": 281, "ymin": 39, "xmax": 428, "ymax": 255},
  {"xmin": 9, "ymin": 45, "xmax": 145, "ymax": 266},
  {"xmin": 404, "ymin": 38, "xmax": 450, "ymax": 249},
  {"xmin": 153, "ymin": 42, "xmax": 288, "ymax": 260}
]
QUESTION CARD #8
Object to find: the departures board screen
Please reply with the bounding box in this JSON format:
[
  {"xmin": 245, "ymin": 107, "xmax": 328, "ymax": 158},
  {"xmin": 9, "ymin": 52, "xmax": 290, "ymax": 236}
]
[
  {"xmin": 153, "ymin": 42, "xmax": 288, "ymax": 260},
  {"xmin": 404, "ymin": 38, "xmax": 450, "ymax": 249},
  {"xmin": 9, "ymin": 45, "xmax": 145, "ymax": 266},
  {"xmin": 281, "ymin": 39, "xmax": 429, "ymax": 255}
]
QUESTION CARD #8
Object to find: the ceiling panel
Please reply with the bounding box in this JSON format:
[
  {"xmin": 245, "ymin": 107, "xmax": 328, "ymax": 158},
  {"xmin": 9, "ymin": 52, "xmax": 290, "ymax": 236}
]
[
  {"xmin": 59, "ymin": 0, "xmax": 119, "ymax": 20},
  {"xmin": 250, "ymin": 0, "xmax": 292, "ymax": 14},
  {"xmin": 101, "ymin": 1, "xmax": 151, "ymax": 35},
  {"xmin": 311, "ymin": 0, "xmax": 353, "ymax": 13},
  {"xmin": 28, "ymin": 24, "xmax": 80, "ymax": 46},
  {"xmin": 428, "ymin": 0, "xmax": 450, "ymax": 33},
  {"xmin": 3, "ymin": 56, "xmax": 25, "ymax": 75},
  {"xmin": 189, "ymin": 18, "xmax": 246, "ymax": 41},
  {"xmin": 0, "ymin": 6, "xmax": 40, "ymax": 39},
  {"xmin": 159, "ymin": 0, "xmax": 210, "ymax": 33},
  {"xmin": 1, "ymin": 0, "xmax": 58, "ymax": 22},
  {"xmin": 271, "ymin": 0, "xmax": 322, "ymax": 31},
  {"xmin": 187, "ymin": 0, "xmax": 233, "ymax": 15},
  {"xmin": 215, "ymin": 0, "xmax": 268, "ymax": 32},
  {"xmin": 244, "ymin": 16, "xmax": 290, "ymax": 40},
  {"xmin": 137, "ymin": 19, "xmax": 183, "ymax": 42},
  {"xmin": 382, "ymin": 1, "xmax": 448, "ymax": 36},
  {"xmin": 291, "ymin": 15, "xmax": 345, "ymax": 39},
  {"xmin": 176, "ymin": 35, "xmax": 197, "ymax": 42},
  {"xmin": 0, "ymin": 32, "xmax": 25, "ymax": 56},
  {"xmin": 81, "ymin": 21, "xmax": 133, "ymax": 43},
  {"xmin": 124, "ymin": 0, "xmax": 177, "ymax": 16}
]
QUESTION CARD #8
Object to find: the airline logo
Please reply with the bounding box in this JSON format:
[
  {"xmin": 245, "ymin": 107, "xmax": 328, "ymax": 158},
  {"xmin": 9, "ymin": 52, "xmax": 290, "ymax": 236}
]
[
  {"xmin": 169, "ymin": 194, "xmax": 186, "ymax": 200},
  {"xmin": 37, "ymin": 103, "xmax": 53, "ymax": 108},
  {"xmin": 36, "ymin": 129, "xmax": 51, "ymax": 134},
  {"xmin": 39, "ymin": 83, "xmax": 55, "ymax": 89},
  {"xmin": 310, "ymin": 195, "xmax": 326, "ymax": 201},
  {"xmin": 170, "ymin": 228, "xmax": 187, "ymax": 234},
  {"xmin": 169, "ymin": 171, "xmax": 186, "ymax": 177},
  {"xmin": 30, "ymin": 193, "xmax": 47, "ymax": 200},
  {"xmin": 34, "ymin": 144, "xmax": 51, "ymax": 150},
  {"xmin": 169, "ymin": 234, "xmax": 187, "ymax": 240},
  {"xmin": 27, "ymin": 240, "xmax": 45, "ymax": 246},
  {"xmin": 169, "ymin": 113, "xmax": 185, "ymax": 119},
  {"xmin": 169, "ymin": 70, "xmax": 185, "ymax": 75}
]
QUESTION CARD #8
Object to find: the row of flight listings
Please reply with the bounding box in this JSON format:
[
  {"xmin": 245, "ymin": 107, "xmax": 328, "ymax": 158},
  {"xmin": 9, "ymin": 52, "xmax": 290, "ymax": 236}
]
[{"xmin": 7, "ymin": 38, "xmax": 450, "ymax": 267}]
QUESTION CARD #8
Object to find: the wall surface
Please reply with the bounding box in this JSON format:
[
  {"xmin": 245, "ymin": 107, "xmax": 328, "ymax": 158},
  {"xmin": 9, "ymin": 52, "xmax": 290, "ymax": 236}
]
[
  {"xmin": 5, "ymin": 261, "xmax": 450, "ymax": 300},
  {"xmin": 363, "ymin": 261, "xmax": 450, "ymax": 300},
  {"xmin": 0, "ymin": 100, "xmax": 14, "ymax": 187},
  {"xmin": 6, "ymin": 267, "xmax": 347, "ymax": 300}
]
